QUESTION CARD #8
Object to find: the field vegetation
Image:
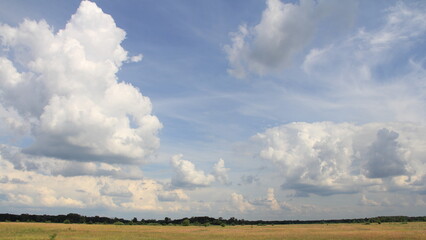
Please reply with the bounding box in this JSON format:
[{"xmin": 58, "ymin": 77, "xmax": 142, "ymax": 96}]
[{"xmin": 1, "ymin": 222, "xmax": 425, "ymax": 240}]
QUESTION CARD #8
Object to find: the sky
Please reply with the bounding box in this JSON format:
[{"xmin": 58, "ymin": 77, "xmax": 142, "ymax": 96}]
[{"xmin": 0, "ymin": 0, "xmax": 425, "ymax": 221}]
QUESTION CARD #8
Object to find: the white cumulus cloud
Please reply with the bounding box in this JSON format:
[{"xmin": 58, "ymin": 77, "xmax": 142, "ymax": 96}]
[
  {"xmin": 0, "ymin": 0, "xmax": 161, "ymax": 164},
  {"xmin": 251, "ymin": 122, "xmax": 426, "ymax": 197},
  {"xmin": 230, "ymin": 192, "xmax": 255, "ymax": 213},
  {"xmin": 170, "ymin": 154, "xmax": 215, "ymax": 189},
  {"xmin": 213, "ymin": 158, "xmax": 230, "ymax": 185},
  {"xmin": 224, "ymin": 0, "xmax": 356, "ymax": 78}
]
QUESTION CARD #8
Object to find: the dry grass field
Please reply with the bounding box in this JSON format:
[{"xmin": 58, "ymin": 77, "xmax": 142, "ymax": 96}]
[{"xmin": 0, "ymin": 222, "xmax": 425, "ymax": 240}]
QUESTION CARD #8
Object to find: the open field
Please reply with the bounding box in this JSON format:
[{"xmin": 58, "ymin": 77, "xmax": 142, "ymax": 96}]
[{"xmin": 0, "ymin": 222, "xmax": 425, "ymax": 240}]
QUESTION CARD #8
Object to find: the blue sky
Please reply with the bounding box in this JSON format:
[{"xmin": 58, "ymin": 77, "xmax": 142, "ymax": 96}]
[{"xmin": 0, "ymin": 0, "xmax": 425, "ymax": 220}]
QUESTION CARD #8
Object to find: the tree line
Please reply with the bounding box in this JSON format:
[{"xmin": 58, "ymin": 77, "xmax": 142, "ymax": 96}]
[{"xmin": 0, "ymin": 213, "xmax": 425, "ymax": 226}]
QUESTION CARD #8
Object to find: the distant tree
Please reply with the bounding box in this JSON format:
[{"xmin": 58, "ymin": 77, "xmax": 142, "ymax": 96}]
[
  {"xmin": 182, "ymin": 219, "xmax": 190, "ymax": 226},
  {"xmin": 132, "ymin": 217, "xmax": 138, "ymax": 223},
  {"xmin": 66, "ymin": 213, "xmax": 84, "ymax": 223},
  {"xmin": 164, "ymin": 217, "xmax": 171, "ymax": 224}
]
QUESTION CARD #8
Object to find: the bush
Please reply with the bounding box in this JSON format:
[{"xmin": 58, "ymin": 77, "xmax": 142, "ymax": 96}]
[
  {"xmin": 220, "ymin": 223, "xmax": 226, "ymax": 227},
  {"xmin": 63, "ymin": 219, "xmax": 71, "ymax": 224},
  {"xmin": 182, "ymin": 219, "xmax": 190, "ymax": 226},
  {"xmin": 49, "ymin": 233, "xmax": 57, "ymax": 240},
  {"xmin": 114, "ymin": 221, "xmax": 124, "ymax": 225}
]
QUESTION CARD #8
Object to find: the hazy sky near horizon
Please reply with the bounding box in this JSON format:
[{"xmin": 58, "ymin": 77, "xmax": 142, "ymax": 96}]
[{"xmin": 0, "ymin": 0, "xmax": 425, "ymax": 220}]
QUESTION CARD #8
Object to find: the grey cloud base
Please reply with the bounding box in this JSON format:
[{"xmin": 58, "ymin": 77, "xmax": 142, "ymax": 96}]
[{"xmin": 363, "ymin": 129, "xmax": 409, "ymax": 179}]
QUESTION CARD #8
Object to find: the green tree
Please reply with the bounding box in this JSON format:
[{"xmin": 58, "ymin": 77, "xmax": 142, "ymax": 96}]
[{"xmin": 182, "ymin": 219, "xmax": 190, "ymax": 226}]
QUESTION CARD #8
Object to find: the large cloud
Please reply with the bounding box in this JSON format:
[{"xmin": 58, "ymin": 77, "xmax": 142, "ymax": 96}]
[
  {"xmin": 224, "ymin": 0, "xmax": 356, "ymax": 78},
  {"xmin": 0, "ymin": 150, "xmax": 192, "ymax": 212},
  {"xmin": 251, "ymin": 122, "xmax": 426, "ymax": 196},
  {"xmin": 0, "ymin": 1, "xmax": 161, "ymax": 164}
]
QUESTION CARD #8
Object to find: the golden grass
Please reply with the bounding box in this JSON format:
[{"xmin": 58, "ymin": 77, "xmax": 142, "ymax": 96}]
[{"xmin": 0, "ymin": 222, "xmax": 425, "ymax": 240}]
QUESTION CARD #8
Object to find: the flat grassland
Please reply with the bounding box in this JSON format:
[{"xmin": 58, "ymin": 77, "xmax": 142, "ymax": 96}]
[{"xmin": 0, "ymin": 222, "xmax": 425, "ymax": 240}]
